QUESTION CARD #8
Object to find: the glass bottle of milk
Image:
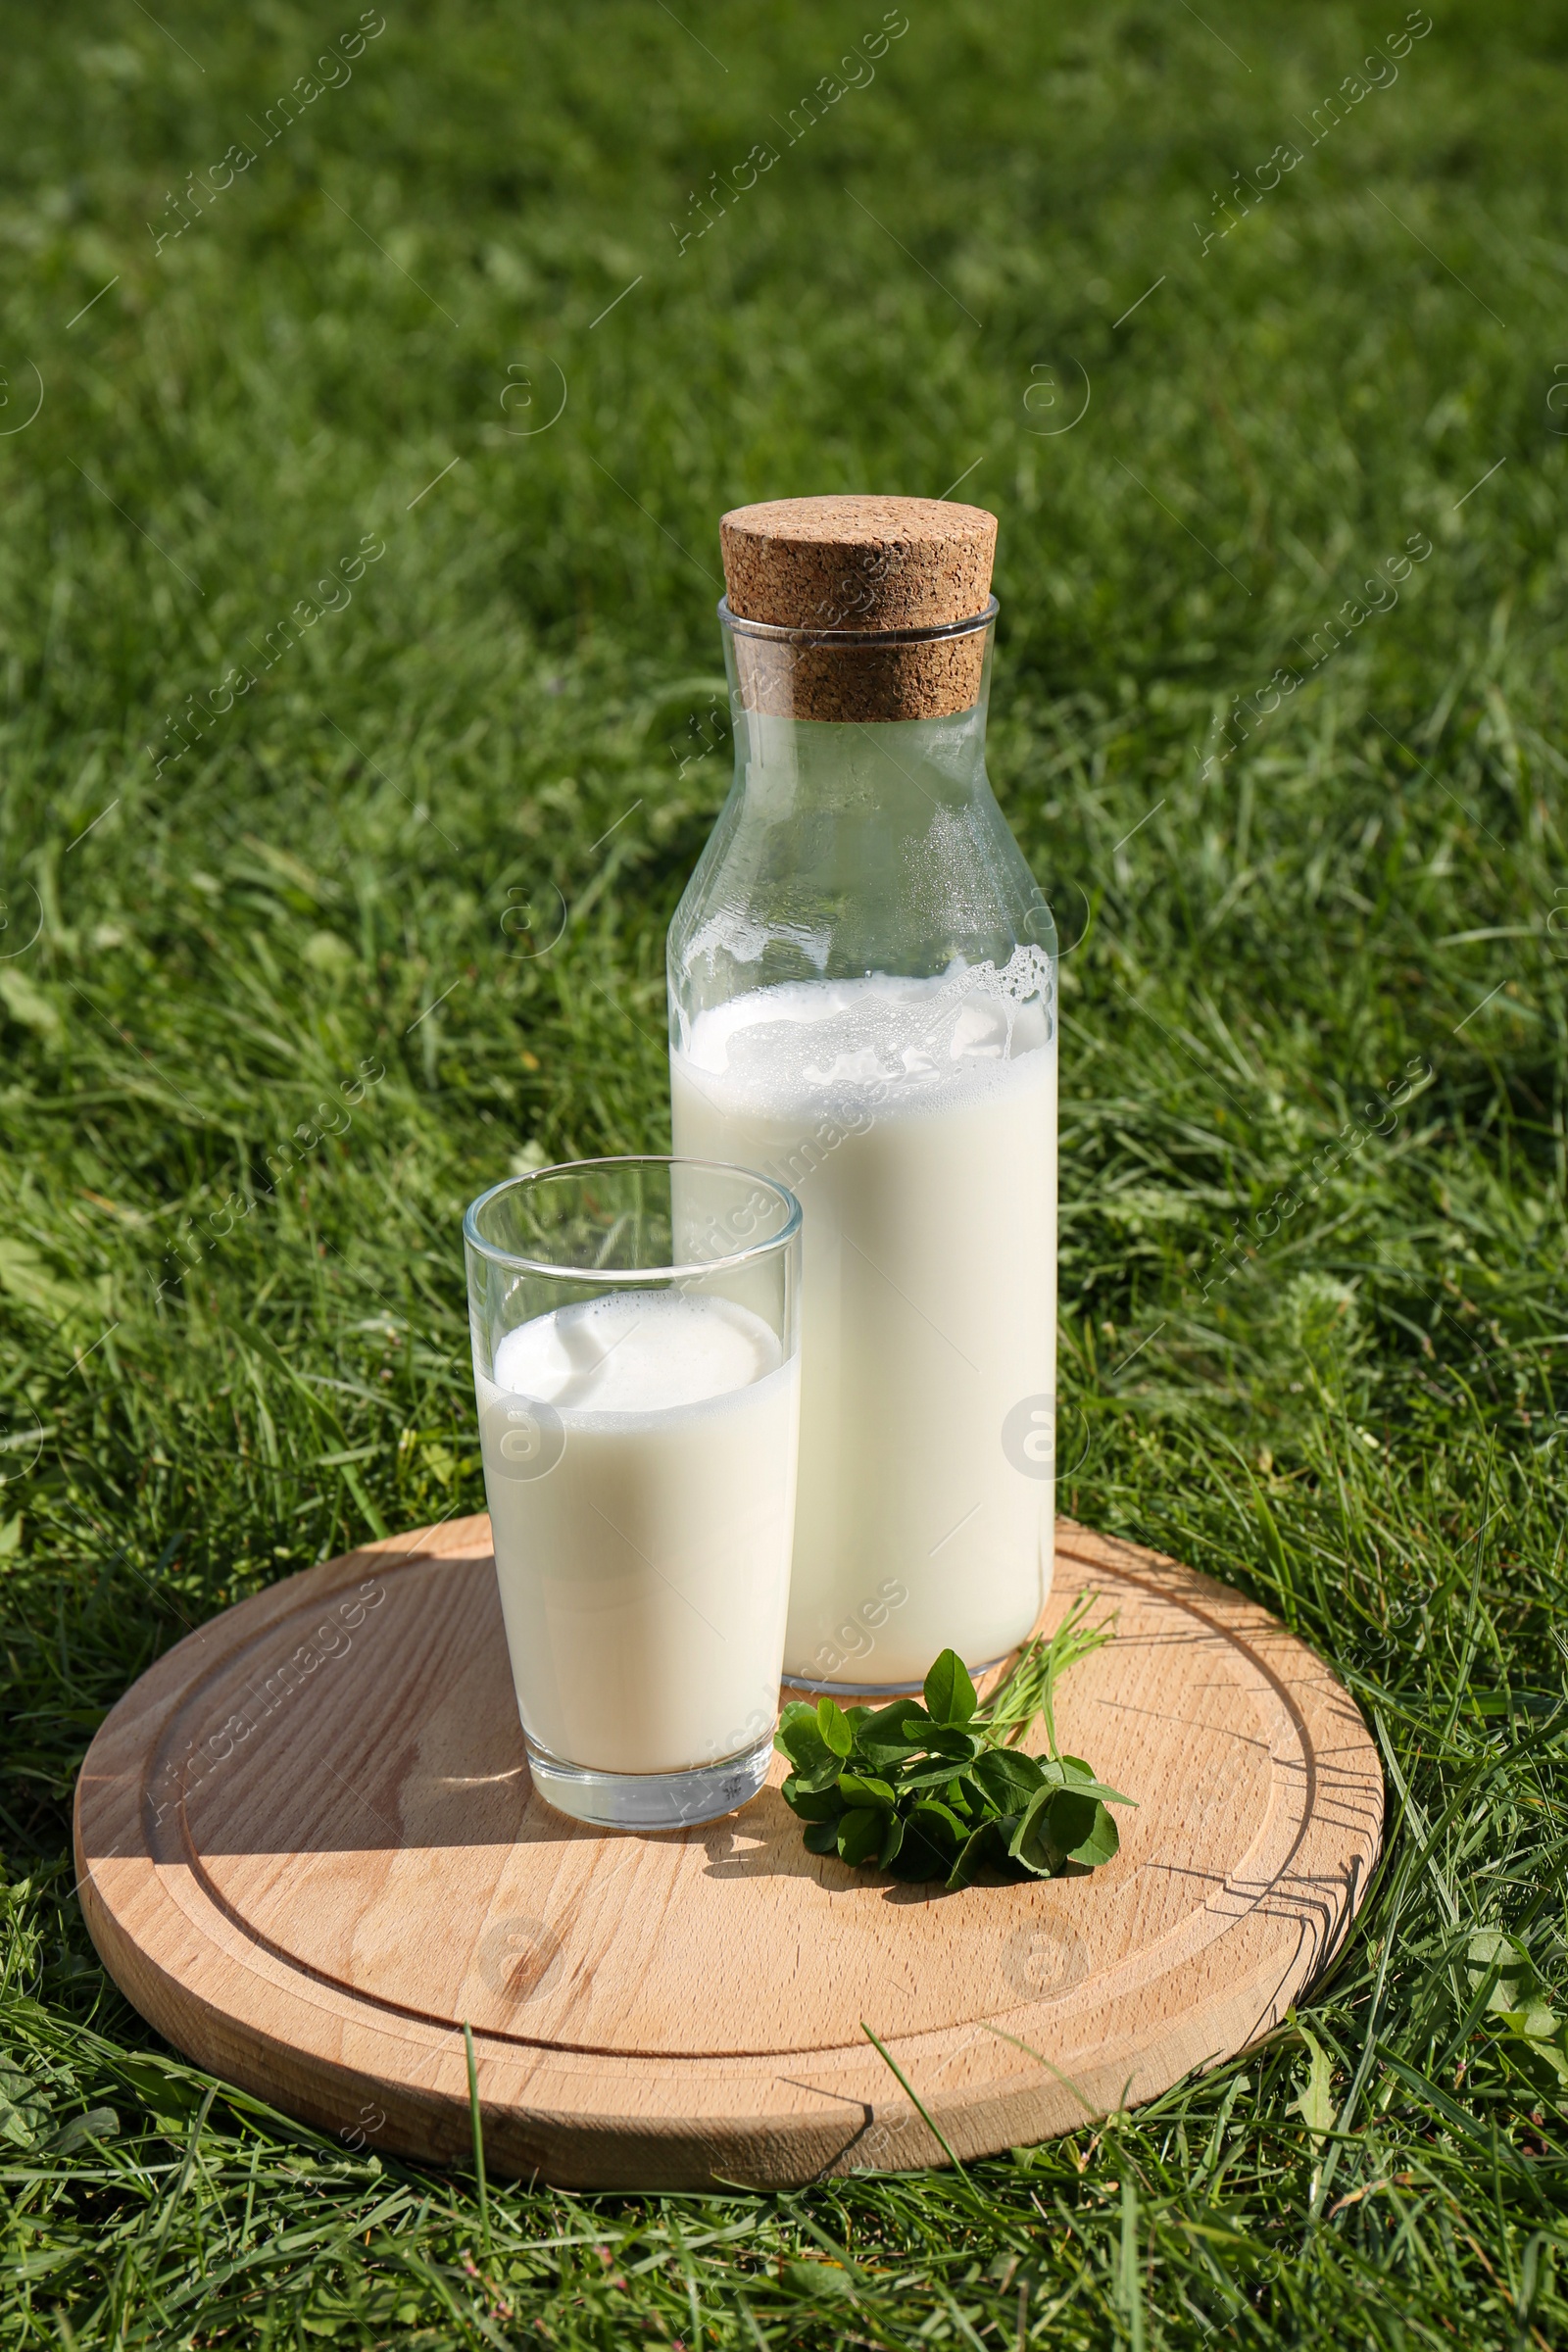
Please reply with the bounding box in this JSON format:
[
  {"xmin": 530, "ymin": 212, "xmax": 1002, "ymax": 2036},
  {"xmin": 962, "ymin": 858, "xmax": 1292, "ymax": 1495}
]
[{"xmin": 667, "ymin": 495, "xmax": 1057, "ymax": 1691}]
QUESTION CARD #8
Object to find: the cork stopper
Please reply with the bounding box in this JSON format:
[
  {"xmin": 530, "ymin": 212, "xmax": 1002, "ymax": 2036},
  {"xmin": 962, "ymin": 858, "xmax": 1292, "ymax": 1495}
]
[{"xmin": 719, "ymin": 495, "xmax": 997, "ymax": 723}]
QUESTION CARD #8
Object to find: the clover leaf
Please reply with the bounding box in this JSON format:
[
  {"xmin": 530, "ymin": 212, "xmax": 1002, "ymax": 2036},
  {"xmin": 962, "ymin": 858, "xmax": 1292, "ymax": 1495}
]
[
  {"xmin": 815, "ymin": 1695, "xmax": 855, "ymax": 1756},
  {"xmin": 775, "ymin": 1602, "xmax": 1134, "ymax": 1892},
  {"xmin": 923, "ymin": 1648, "xmax": 978, "ymax": 1728}
]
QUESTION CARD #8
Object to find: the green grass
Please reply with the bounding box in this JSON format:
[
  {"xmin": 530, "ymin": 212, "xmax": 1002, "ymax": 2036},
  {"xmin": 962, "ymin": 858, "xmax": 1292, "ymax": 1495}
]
[{"xmin": 3, "ymin": 0, "xmax": 1568, "ymax": 2340}]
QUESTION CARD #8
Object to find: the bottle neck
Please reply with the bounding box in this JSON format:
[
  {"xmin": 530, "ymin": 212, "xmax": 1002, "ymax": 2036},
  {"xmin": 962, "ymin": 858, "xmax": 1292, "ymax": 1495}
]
[
  {"xmin": 729, "ymin": 694, "xmax": 992, "ymax": 820},
  {"xmin": 667, "ymin": 606, "xmax": 1039, "ymax": 1028}
]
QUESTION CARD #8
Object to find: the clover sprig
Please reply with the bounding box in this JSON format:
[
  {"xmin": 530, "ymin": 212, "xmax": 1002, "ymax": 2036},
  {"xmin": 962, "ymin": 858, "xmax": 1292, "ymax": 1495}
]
[{"xmin": 775, "ymin": 1595, "xmax": 1133, "ymax": 1890}]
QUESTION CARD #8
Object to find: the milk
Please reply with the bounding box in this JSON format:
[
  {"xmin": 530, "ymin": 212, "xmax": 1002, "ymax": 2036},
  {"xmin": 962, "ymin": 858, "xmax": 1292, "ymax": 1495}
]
[
  {"xmin": 670, "ymin": 957, "xmax": 1055, "ymax": 1685},
  {"xmin": 476, "ymin": 1292, "xmax": 799, "ymax": 1776}
]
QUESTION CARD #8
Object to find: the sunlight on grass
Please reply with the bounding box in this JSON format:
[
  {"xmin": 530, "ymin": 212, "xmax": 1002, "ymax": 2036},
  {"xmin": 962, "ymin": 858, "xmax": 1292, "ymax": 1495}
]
[{"xmin": 2, "ymin": 0, "xmax": 1567, "ymax": 2343}]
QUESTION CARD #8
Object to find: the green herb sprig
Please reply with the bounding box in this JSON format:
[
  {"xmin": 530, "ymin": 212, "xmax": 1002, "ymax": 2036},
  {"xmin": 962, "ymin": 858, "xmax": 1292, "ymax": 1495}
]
[{"xmin": 776, "ymin": 1594, "xmax": 1134, "ymax": 1890}]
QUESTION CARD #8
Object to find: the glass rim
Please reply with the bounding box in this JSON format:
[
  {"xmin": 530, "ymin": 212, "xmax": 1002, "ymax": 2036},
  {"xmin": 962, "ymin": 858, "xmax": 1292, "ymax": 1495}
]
[
  {"xmin": 463, "ymin": 1153, "xmax": 804, "ymax": 1282},
  {"xmin": 716, "ymin": 592, "xmax": 999, "ymax": 651}
]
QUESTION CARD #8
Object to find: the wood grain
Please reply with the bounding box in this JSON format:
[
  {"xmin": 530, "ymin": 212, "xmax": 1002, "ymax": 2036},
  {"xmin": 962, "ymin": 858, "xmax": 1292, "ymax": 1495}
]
[{"xmin": 74, "ymin": 1515, "xmax": 1382, "ymax": 2188}]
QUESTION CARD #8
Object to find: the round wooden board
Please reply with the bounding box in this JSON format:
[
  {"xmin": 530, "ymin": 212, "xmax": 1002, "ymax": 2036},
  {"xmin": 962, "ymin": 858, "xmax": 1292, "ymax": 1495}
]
[{"xmin": 74, "ymin": 1514, "xmax": 1382, "ymax": 2189}]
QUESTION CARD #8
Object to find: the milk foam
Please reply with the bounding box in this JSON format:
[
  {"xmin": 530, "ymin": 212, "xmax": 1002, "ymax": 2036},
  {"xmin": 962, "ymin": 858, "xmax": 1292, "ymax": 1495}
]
[
  {"xmin": 494, "ymin": 1291, "xmax": 780, "ymax": 1414},
  {"xmin": 678, "ymin": 956, "xmax": 1053, "ymax": 1108}
]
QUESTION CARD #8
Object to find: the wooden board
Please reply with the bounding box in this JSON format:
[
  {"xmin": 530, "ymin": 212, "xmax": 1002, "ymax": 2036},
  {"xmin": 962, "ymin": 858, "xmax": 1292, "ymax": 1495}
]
[{"xmin": 74, "ymin": 1515, "xmax": 1382, "ymax": 2189}]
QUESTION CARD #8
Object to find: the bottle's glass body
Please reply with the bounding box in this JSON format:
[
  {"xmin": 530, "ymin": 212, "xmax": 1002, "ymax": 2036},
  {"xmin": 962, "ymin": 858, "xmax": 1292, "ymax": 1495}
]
[{"xmin": 667, "ymin": 599, "xmax": 1056, "ymax": 1690}]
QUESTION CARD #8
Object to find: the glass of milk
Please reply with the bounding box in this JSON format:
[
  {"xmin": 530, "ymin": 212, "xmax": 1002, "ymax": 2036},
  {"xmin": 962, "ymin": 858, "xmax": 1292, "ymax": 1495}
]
[
  {"xmin": 668, "ymin": 496, "xmax": 1058, "ymax": 1692},
  {"xmin": 465, "ymin": 1155, "xmax": 802, "ymax": 1831}
]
